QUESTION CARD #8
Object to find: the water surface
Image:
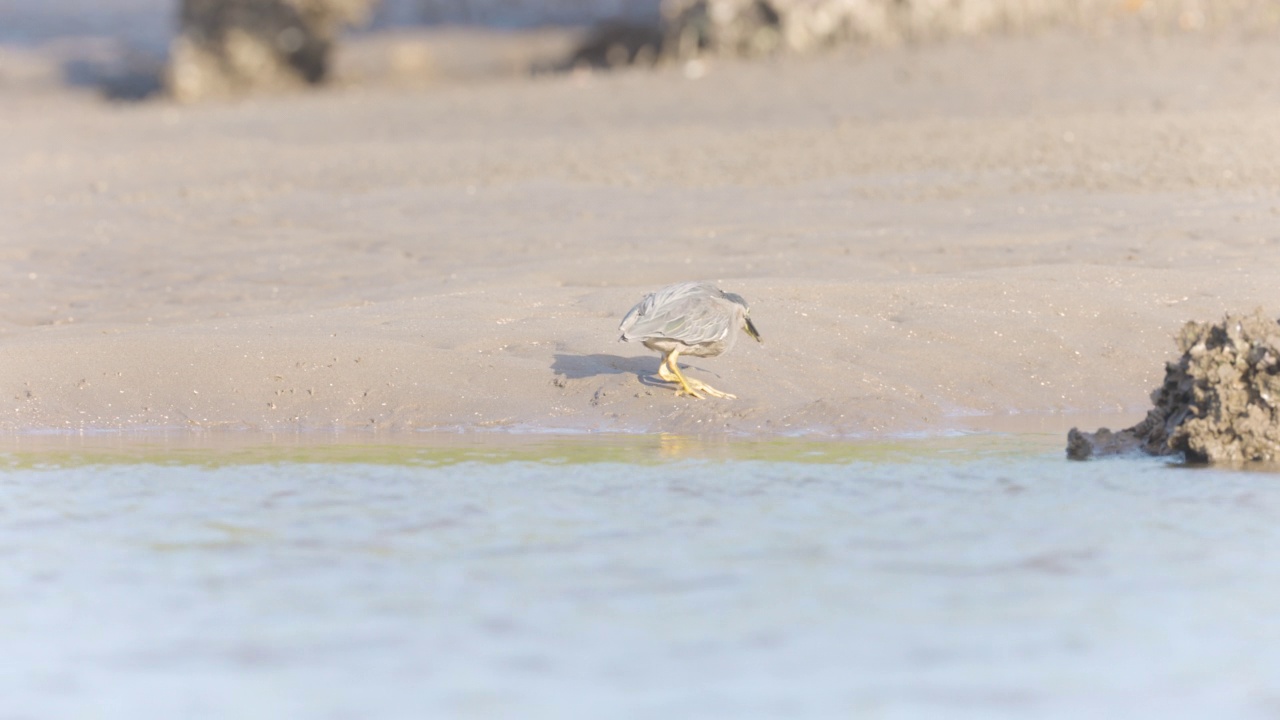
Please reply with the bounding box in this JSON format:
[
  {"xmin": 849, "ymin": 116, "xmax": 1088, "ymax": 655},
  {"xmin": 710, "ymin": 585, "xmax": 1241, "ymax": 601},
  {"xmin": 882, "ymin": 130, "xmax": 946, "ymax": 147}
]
[{"xmin": 4, "ymin": 433, "xmax": 1279, "ymax": 718}]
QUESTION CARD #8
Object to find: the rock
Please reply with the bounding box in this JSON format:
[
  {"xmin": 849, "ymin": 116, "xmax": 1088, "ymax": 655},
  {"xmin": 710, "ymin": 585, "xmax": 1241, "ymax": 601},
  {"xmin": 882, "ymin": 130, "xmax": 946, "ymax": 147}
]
[
  {"xmin": 655, "ymin": 0, "xmax": 1280, "ymax": 60},
  {"xmin": 569, "ymin": 21, "xmax": 665, "ymax": 69},
  {"xmin": 167, "ymin": 0, "xmax": 377, "ymax": 102},
  {"xmin": 1068, "ymin": 310, "xmax": 1280, "ymax": 464}
]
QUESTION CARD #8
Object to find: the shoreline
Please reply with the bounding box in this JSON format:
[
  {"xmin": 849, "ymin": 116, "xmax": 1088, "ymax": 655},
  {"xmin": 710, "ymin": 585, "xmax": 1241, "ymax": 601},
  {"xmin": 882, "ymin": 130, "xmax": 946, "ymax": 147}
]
[
  {"xmin": 0, "ymin": 408, "xmax": 1136, "ymax": 439},
  {"xmin": 0, "ymin": 418, "xmax": 1083, "ymax": 466}
]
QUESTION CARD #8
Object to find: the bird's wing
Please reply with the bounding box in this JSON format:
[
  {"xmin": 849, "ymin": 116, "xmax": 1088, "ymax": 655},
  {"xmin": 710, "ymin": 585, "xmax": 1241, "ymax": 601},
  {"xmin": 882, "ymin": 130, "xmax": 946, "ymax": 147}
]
[{"xmin": 620, "ymin": 283, "xmax": 731, "ymax": 345}]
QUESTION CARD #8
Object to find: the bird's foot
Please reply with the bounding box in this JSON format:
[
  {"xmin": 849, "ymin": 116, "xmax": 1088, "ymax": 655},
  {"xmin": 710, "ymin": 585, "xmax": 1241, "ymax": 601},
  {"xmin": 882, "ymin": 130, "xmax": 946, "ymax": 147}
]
[
  {"xmin": 656, "ymin": 367, "xmax": 706, "ymax": 399},
  {"xmin": 674, "ymin": 383, "xmax": 707, "ymax": 400},
  {"xmin": 659, "ymin": 367, "xmax": 732, "ymax": 400},
  {"xmin": 661, "ymin": 372, "xmax": 705, "ymax": 398},
  {"xmin": 657, "ymin": 353, "xmax": 736, "ymax": 400},
  {"xmin": 686, "ymin": 377, "xmax": 735, "ymax": 400}
]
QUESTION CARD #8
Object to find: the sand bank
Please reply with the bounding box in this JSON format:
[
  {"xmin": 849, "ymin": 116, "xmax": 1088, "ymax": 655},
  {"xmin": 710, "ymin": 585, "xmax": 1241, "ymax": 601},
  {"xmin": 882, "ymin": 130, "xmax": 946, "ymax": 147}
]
[{"xmin": 3, "ymin": 32, "xmax": 1280, "ymax": 435}]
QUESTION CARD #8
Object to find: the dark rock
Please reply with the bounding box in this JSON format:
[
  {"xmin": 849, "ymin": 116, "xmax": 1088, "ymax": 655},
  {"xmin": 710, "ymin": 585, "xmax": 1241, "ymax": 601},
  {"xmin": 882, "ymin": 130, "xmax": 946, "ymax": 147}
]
[
  {"xmin": 570, "ymin": 21, "xmax": 665, "ymax": 69},
  {"xmin": 1069, "ymin": 310, "xmax": 1280, "ymax": 464},
  {"xmin": 167, "ymin": 0, "xmax": 377, "ymax": 101},
  {"xmin": 655, "ymin": 0, "xmax": 1280, "ymax": 62}
]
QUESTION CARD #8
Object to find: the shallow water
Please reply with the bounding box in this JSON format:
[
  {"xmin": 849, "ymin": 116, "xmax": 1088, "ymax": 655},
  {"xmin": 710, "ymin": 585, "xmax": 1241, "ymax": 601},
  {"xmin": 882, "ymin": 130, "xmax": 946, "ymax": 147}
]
[{"xmin": 4, "ymin": 433, "xmax": 1280, "ymax": 719}]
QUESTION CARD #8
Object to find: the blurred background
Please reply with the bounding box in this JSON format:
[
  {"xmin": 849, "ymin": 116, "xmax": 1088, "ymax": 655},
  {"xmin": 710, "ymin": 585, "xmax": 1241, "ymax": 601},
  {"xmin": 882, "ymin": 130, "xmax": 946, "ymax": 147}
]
[
  {"xmin": 3, "ymin": 0, "xmax": 1279, "ymax": 102},
  {"xmin": 0, "ymin": 0, "xmax": 656, "ymax": 43},
  {"xmin": 0, "ymin": 0, "xmax": 661, "ymax": 99}
]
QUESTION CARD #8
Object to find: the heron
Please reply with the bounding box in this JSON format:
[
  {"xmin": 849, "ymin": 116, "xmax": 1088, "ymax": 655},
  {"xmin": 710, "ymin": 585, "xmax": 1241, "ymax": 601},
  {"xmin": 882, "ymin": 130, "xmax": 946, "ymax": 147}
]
[{"xmin": 618, "ymin": 281, "xmax": 761, "ymax": 399}]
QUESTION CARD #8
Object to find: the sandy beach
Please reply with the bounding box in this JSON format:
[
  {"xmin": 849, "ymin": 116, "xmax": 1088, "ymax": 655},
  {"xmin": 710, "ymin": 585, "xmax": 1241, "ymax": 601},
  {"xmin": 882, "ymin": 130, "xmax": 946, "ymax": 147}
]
[{"xmin": 3, "ymin": 27, "xmax": 1280, "ymax": 436}]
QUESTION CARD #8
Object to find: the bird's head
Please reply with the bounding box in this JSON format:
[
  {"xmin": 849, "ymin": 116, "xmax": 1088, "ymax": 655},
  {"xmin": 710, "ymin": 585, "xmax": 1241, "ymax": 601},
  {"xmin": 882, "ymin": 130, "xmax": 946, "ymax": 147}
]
[{"xmin": 722, "ymin": 291, "xmax": 762, "ymax": 343}]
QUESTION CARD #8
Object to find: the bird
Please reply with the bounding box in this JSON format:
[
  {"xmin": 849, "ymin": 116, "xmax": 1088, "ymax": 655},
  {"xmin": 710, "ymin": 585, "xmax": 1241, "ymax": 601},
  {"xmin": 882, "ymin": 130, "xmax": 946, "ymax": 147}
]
[{"xmin": 618, "ymin": 281, "xmax": 761, "ymax": 399}]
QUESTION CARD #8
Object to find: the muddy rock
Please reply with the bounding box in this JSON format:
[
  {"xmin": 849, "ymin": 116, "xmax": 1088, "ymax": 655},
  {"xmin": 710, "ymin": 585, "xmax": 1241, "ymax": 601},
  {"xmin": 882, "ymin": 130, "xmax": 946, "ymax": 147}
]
[
  {"xmin": 569, "ymin": 21, "xmax": 665, "ymax": 69},
  {"xmin": 1068, "ymin": 310, "xmax": 1280, "ymax": 463},
  {"xmin": 167, "ymin": 0, "xmax": 377, "ymax": 101},
  {"xmin": 656, "ymin": 0, "xmax": 1280, "ymax": 60}
]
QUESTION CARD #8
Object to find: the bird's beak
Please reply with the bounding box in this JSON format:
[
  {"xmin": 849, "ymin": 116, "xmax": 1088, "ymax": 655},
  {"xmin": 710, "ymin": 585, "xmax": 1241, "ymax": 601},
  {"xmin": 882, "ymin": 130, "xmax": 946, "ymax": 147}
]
[{"xmin": 744, "ymin": 316, "xmax": 761, "ymax": 343}]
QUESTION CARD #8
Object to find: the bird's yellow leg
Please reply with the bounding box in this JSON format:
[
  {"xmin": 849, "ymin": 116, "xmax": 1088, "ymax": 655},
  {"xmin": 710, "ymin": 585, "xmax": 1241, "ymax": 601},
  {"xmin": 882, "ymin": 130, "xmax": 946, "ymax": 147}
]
[
  {"xmin": 657, "ymin": 353, "xmax": 679, "ymax": 384},
  {"xmin": 662, "ymin": 350, "xmax": 706, "ymax": 399}
]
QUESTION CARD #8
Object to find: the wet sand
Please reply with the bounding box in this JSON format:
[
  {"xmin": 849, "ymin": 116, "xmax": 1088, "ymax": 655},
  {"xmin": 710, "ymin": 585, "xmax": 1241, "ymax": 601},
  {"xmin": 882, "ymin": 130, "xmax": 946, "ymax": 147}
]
[{"xmin": 4, "ymin": 31, "xmax": 1280, "ymax": 436}]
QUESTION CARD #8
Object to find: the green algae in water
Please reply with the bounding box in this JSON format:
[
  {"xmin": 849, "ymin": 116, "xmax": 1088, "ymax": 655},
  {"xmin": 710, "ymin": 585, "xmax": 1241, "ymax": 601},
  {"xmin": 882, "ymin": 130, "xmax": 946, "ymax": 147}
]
[{"xmin": 0, "ymin": 431, "xmax": 1063, "ymax": 470}]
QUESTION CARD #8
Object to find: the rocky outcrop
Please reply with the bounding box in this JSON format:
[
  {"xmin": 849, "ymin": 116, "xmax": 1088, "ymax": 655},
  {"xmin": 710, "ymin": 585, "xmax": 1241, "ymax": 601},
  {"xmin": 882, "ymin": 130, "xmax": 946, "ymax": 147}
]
[
  {"xmin": 167, "ymin": 0, "xmax": 377, "ymax": 101},
  {"xmin": 569, "ymin": 21, "xmax": 665, "ymax": 68},
  {"xmin": 1068, "ymin": 310, "xmax": 1280, "ymax": 464},
  {"xmin": 657, "ymin": 0, "xmax": 1280, "ymax": 59}
]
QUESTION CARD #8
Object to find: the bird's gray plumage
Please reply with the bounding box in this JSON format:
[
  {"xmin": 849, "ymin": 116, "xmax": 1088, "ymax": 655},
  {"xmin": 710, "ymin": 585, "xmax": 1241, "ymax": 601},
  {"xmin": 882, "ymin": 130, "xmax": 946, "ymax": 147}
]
[
  {"xmin": 618, "ymin": 282, "xmax": 761, "ymax": 400},
  {"xmin": 619, "ymin": 281, "xmax": 756, "ymax": 356}
]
